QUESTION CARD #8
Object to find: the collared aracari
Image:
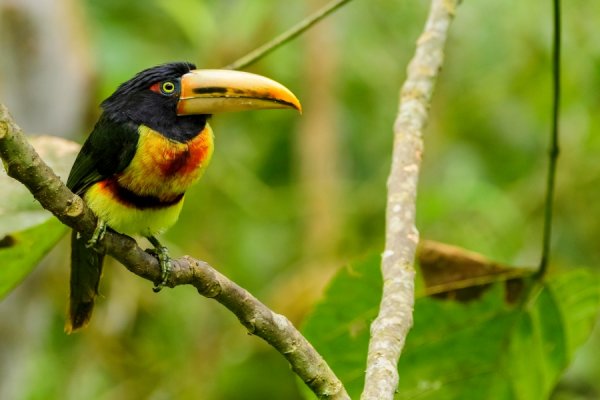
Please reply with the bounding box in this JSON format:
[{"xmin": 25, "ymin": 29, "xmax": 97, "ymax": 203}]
[{"xmin": 65, "ymin": 62, "xmax": 300, "ymax": 332}]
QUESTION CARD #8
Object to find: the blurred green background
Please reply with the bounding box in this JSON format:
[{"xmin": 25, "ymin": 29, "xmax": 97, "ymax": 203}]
[{"xmin": 0, "ymin": 0, "xmax": 599, "ymax": 399}]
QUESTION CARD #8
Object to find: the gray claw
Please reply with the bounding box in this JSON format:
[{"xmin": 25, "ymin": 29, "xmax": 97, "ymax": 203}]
[{"xmin": 86, "ymin": 220, "xmax": 107, "ymax": 248}]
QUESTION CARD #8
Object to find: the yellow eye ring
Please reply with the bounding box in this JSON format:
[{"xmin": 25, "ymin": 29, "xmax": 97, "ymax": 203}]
[{"xmin": 161, "ymin": 81, "xmax": 176, "ymax": 94}]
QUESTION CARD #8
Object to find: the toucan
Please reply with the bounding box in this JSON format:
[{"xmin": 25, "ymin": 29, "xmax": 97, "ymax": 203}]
[{"xmin": 65, "ymin": 62, "xmax": 301, "ymax": 332}]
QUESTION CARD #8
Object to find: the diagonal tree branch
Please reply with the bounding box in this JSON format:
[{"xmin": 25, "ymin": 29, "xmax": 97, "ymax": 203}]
[
  {"xmin": 361, "ymin": 0, "xmax": 460, "ymax": 399},
  {"xmin": 0, "ymin": 103, "xmax": 350, "ymax": 400},
  {"xmin": 224, "ymin": 0, "xmax": 353, "ymax": 70}
]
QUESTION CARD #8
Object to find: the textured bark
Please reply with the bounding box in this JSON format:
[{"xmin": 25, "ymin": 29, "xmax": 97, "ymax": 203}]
[
  {"xmin": 361, "ymin": 1, "xmax": 460, "ymax": 399},
  {"xmin": 0, "ymin": 103, "xmax": 349, "ymax": 400}
]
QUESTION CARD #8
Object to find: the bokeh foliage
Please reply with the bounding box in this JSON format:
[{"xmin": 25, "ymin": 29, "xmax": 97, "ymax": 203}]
[{"xmin": 0, "ymin": 0, "xmax": 599, "ymax": 399}]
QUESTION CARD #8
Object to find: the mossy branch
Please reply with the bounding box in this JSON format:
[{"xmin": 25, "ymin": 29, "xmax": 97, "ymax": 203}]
[{"xmin": 0, "ymin": 103, "xmax": 350, "ymax": 400}]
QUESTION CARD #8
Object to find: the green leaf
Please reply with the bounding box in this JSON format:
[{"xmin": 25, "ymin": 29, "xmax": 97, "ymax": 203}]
[
  {"xmin": 0, "ymin": 218, "xmax": 68, "ymax": 298},
  {"xmin": 0, "ymin": 135, "xmax": 78, "ymax": 297},
  {"xmin": 302, "ymin": 257, "xmax": 600, "ymax": 399},
  {"xmin": 302, "ymin": 255, "xmax": 381, "ymax": 398}
]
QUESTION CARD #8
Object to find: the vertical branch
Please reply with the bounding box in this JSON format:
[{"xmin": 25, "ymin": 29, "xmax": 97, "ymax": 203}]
[
  {"xmin": 268, "ymin": 0, "xmax": 343, "ymax": 326},
  {"xmin": 361, "ymin": 1, "xmax": 459, "ymax": 399},
  {"xmin": 537, "ymin": 0, "xmax": 561, "ymax": 278},
  {"xmin": 297, "ymin": 0, "xmax": 341, "ymax": 260}
]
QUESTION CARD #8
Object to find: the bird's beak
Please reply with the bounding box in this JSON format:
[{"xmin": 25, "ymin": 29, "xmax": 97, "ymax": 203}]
[{"xmin": 177, "ymin": 69, "xmax": 301, "ymax": 115}]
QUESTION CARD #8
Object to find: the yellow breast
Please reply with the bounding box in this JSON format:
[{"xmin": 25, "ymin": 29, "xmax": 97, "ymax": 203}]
[
  {"xmin": 84, "ymin": 124, "xmax": 214, "ymax": 237},
  {"xmin": 117, "ymin": 124, "xmax": 214, "ymax": 201}
]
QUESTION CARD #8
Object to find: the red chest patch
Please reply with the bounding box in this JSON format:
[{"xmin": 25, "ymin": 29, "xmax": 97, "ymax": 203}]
[
  {"xmin": 157, "ymin": 135, "xmax": 209, "ymax": 176},
  {"xmin": 117, "ymin": 125, "xmax": 215, "ymax": 197}
]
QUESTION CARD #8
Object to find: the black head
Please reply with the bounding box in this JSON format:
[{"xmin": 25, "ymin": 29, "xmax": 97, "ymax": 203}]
[{"xmin": 101, "ymin": 62, "xmax": 207, "ymax": 142}]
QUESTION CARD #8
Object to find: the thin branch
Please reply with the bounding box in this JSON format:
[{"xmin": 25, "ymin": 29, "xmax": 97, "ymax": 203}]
[
  {"xmin": 224, "ymin": 0, "xmax": 353, "ymax": 70},
  {"xmin": 360, "ymin": 1, "xmax": 460, "ymax": 399},
  {"xmin": 537, "ymin": 0, "xmax": 561, "ymax": 278},
  {"xmin": 0, "ymin": 104, "xmax": 350, "ymax": 400}
]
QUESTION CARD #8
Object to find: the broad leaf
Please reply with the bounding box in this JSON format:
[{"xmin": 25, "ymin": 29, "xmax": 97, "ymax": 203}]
[
  {"xmin": 302, "ymin": 256, "xmax": 600, "ymax": 399},
  {"xmin": 0, "ymin": 135, "xmax": 78, "ymax": 297},
  {"xmin": 0, "ymin": 219, "xmax": 67, "ymax": 298}
]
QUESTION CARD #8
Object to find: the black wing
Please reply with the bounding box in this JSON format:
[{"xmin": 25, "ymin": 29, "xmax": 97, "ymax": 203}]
[{"xmin": 67, "ymin": 115, "xmax": 140, "ymax": 195}]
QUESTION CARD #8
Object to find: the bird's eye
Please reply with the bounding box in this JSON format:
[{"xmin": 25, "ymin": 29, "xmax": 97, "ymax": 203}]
[{"xmin": 161, "ymin": 81, "xmax": 176, "ymax": 95}]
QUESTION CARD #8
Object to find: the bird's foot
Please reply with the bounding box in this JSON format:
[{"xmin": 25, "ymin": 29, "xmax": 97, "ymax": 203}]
[
  {"xmin": 153, "ymin": 247, "xmax": 172, "ymax": 293},
  {"xmin": 147, "ymin": 236, "xmax": 172, "ymax": 293},
  {"xmin": 86, "ymin": 220, "xmax": 107, "ymax": 248}
]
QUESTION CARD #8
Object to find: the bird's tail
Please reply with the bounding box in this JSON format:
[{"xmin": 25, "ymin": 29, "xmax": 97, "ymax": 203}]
[{"xmin": 65, "ymin": 230, "xmax": 104, "ymax": 333}]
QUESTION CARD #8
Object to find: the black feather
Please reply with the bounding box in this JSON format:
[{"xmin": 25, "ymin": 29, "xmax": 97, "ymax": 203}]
[
  {"xmin": 101, "ymin": 62, "xmax": 207, "ymax": 143},
  {"xmin": 66, "ymin": 62, "xmax": 209, "ymax": 332},
  {"xmin": 66, "ymin": 230, "xmax": 104, "ymax": 333},
  {"xmin": 67, "ymin": 114, "xmax": 139, "ymax": 194},
  {"xmin": 103, "ymin": 62, "xmax": 196, "ymax": 107},
  {"xmin": 67, "ymin": 61, "xmax": 208, "ymax": 194}
]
